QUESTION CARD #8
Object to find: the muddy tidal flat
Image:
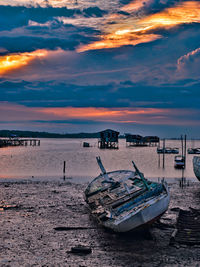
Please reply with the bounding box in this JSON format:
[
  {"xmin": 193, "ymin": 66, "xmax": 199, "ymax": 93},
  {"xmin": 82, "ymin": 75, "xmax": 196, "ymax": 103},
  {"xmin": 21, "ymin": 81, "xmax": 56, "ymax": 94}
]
[{"xmin": 1, "ymin": 179, "xmax": 200, "ymax": 267}]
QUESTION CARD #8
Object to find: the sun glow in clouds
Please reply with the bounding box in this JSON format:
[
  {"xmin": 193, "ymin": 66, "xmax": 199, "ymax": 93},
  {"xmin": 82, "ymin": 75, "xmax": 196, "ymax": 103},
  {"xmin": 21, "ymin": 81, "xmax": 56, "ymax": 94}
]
[
  {"xmin": 0, "ymin": 50, "xmax": 47, "ymax": 75},
  {"xmin": 141, "ymin": 1, "xmax": 200, "ymax": 27},
  {"xmin": 38, "ymin": 106, "xmax": 180, "ymax": 125},
  {"xmin": 78, "ymin": 32, "xmax": 161, "ymax": 52},
  {"xmin": 39, "ymin": 106, "xmax": 163, "ymax": 119},
  {"xmin": 0, "ymin": 103, "xmax": 199, "ymax": 127},
  {"xmin": 120, "ymin": 0, "xmax": 151, "ymax": 13},
  {"xmin": 79, "ymin": 1, "xmax": 200, "ymax": 52}
]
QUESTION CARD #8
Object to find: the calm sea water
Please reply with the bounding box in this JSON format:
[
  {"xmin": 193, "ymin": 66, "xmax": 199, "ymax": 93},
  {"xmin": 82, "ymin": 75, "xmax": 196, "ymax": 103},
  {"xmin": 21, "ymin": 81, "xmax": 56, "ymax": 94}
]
[{"xmin": 0, "ymin": 138, "xmax": 199, "ymax": 182}]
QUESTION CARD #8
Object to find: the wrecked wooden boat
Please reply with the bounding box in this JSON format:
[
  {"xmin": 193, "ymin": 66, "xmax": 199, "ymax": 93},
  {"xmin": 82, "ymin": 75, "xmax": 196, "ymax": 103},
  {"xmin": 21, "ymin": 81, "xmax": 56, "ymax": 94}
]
[
  {"xmin": 85, "ymin": 157, "xmax": 170, "ymax": 232},
  {"xmin": 193, "ymin": 156, "xmax": 200, "ymax": 181}
]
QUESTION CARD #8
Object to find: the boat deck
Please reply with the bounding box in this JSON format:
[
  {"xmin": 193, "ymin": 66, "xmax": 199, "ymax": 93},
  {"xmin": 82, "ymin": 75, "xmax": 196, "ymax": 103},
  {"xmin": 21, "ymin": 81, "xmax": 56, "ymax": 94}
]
[{"xmin": 85, "ymin": 171, "xmax": 167, "ymax": 222}]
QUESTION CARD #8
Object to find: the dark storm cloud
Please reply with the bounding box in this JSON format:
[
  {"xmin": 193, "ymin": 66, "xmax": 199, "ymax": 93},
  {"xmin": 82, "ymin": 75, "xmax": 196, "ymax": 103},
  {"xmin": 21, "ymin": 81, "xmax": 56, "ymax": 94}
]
[
  {"xmin": 0, "ymin": 5, "xmax": 102, "ymax": 53},
  {"xmin": 0, "ymin": 78, "xmax": 199, "ymax": 110},
  {"xmin": 0, "ymin": 35, "xmax": 90, "ymax": 53},
  {"xmin": 0, "ymin": 5, "xmax": 107, "ymax": 31}
]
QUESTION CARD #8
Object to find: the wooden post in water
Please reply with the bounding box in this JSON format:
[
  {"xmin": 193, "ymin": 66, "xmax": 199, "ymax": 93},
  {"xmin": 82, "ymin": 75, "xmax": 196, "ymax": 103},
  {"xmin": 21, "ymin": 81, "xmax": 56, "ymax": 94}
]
[
  {"xmin": 63, "ymin": 161, "xmax": 66, "ymax": 180},
  {"xmin": 184, "ymin": 134, "xmax": 187, "ymax": 168},
  {"xmin": 162, "ymin": 139, "xmax": 165, "ymax": 169},
  {"xmin": 181, "ymin": 135, "xmax": 183, "ymax": 158},
  {"xmin": 63, "ymin": 161, "xmax": 66, "ymax": 174},
  {"xmin": 158, "ymin": 139, "xmax": 160, "ymax": 167}
]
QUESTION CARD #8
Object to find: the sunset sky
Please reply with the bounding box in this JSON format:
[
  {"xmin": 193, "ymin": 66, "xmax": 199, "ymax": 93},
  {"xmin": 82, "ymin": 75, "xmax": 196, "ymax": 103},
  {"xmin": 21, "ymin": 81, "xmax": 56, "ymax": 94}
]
[{"xmin": 0, "ymin": 0, "xmax": 200, "ymax": 137}]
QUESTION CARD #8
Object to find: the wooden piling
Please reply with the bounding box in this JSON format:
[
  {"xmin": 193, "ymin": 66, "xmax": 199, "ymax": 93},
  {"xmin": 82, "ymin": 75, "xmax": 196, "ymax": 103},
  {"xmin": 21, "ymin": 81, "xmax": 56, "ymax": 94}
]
[
  {"xmin": 184, "ymin": 134, "xmax": 187, "ymax": 168},
  {"xmin": 63, "ymin": 161, "xmax": 66, "ymax": 174},
  {"xmin": 162, "ymin": 139, "xmax": 165, "ymax": 169}
]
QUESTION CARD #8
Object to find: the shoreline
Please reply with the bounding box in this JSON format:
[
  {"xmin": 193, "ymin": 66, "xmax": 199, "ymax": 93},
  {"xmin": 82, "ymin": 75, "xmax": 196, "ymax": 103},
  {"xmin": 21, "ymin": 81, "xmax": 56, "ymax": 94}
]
[
  {"xmin": 0, "ymin": 175, "xmax": 198, "ymax": 184},
  {"xmin": 0, "ymin": 179, "xmax": 200, "ymax": 266}
]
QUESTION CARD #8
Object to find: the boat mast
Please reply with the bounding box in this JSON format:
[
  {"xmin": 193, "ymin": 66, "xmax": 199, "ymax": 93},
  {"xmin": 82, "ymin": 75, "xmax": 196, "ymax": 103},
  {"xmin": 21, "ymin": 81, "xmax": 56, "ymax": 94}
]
[
  {"xmin": 96, "ymin": 156, "xmax": 110, "ymax": 181},
  {"xmin": 132, "ymin": 161, "xmax": 150, "ymax": 190}
]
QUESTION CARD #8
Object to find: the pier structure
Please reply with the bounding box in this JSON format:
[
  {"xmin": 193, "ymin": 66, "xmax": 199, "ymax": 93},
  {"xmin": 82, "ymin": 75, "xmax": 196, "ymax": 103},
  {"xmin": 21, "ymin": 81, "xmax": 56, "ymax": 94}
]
[
  {"xmin": 0, "ymin": 138, "xmax": 40, "ymax": 148},
  {"xmin": 125, "ymin": 134, "xmax": 159, "ymax": 147},
  {"xmin": 98, "ymin": 129, "xmax": 119, "ymax": 149}
]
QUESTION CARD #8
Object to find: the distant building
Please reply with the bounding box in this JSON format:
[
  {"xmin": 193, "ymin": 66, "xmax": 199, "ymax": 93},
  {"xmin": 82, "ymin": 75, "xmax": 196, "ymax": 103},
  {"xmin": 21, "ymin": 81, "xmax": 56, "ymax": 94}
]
[
  {"xmin": 144, "ymin": 136, "xmax": 160, "ymax": 144},
  {"xmin": 125, "ymin": 134, "xmax": 159, "ymax": 147},
  {"xmin": 98, "ymin": 129, "xmax": 119, "ymax": 149}
]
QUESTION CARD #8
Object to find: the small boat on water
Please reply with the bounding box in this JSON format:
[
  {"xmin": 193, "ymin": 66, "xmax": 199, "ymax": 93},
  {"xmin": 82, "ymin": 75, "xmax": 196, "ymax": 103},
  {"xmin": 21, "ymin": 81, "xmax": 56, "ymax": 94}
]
[
  {"xmin": 188, "ymin": 148, "xmax": 200, "ymax": 154},
  {"xmin": 193, "ymin": 156, "xmax": 200, "ymax": 181},
  {"xmin": 157, "ymin": 147, "xmax": 179, "ymax": 154},
  {"xmin": 85, "ymin": 157, "xmax": 170, "ymax": 232},
  {"xmin": 171, "ymin": 148, "xmax": 179, "ymax": 154},
  {"xmin": 174, "ymin": 155, "xmax": 185, "ymax": 169}
]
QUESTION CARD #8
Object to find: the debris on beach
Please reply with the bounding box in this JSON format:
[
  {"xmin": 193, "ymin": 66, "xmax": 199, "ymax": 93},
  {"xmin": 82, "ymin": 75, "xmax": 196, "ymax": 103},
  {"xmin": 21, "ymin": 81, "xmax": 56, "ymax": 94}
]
[
  {"xmin": 85, "ymin": 157, "xmax": 170, "ymax": 232},
  {"xmin": 0, "ymin": 204, "xmax": 21, "ymax": 211},
  {"xmin": 70, "ymin": 245, "xmax": 92, "ymax": 255},
  {"xmin": 54, "ymin": 226, "xmax": 96, "ymax": 231}
]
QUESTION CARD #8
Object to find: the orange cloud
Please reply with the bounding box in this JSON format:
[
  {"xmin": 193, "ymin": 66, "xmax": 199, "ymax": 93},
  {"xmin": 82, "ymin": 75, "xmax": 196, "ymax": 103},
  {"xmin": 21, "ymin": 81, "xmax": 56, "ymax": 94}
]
[
  {"xmin": 78, "ymin": 32, "xmax": 160, "ymax": 52},
  {"xmin": 35, "ymin": 106, "xmax": 200, "ymax": 126},
  {"xmin": 140, "ymin": 1, "xmax": 200, "ymax": 27},
  {"xmin": 0, "ymin": 50, "xmax": 47, "ymax": 75},
  {"xmin": 39, "ymin": 106, "xmax": 164, "ymax": 119},
  {"xmin": 0, "ymin": 103, "xmax": 199, "ymax": 126},
  {"xmin": 39, "ymin": 106, "xmax": 190, "ymax": 125},
  {"xmin": 78, "ymin": 1, "xmax": 200, "ymax": 52},
  {"xmin": 121, "ymin": 0, "xmax": 150, "ymax": 13}
]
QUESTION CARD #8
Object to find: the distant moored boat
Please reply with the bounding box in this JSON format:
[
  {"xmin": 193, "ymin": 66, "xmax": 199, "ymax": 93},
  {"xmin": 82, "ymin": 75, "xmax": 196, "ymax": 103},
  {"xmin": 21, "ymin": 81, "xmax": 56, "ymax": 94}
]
[
  {"xmin": 174, "ymin": 155, "xmax": 185, "ymax": 169},
  {"xmin": 188, "ymin": 148, "xmax": 200, "ymax": 154}
]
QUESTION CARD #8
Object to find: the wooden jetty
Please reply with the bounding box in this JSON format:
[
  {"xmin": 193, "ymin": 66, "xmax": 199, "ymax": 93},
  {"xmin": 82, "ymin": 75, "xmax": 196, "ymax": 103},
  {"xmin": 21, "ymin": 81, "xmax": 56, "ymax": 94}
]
[
  {"xmin": 125, "ymin": 134, "xmax": 159, "ymax": 147},
  {"xmin": 0, "ymin": 138, "xmax": 40, "ymax": 148},
  {"xmin": 98, "ymin": 129, "xmax": 119, "ymax": 149}
]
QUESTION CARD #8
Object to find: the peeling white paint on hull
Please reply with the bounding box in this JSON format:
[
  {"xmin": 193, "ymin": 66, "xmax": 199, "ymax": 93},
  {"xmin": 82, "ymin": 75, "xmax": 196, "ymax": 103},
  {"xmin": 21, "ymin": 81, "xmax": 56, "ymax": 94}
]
[{"xmin": 104, "ymin": 190, "xmax": 170, "ymax": 232}]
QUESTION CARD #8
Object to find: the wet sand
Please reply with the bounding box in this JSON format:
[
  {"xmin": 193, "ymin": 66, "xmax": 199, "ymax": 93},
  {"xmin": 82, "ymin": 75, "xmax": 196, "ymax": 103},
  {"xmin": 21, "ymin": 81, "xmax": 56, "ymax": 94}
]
[{"xmin": 0, "ymin": 179, "xmax": 200, "ymax": 267}]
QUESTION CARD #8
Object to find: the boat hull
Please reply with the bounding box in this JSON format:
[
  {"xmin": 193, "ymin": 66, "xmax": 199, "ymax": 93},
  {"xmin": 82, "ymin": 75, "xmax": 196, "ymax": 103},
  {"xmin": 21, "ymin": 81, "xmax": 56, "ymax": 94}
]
[
  {"xmin": 103, "ymin": 190, "xmax": 170, "ymax": 232},
  {"xmin": 85, "ymin": 160, "xmax": 170, "ymax": 233},
  {"xmin": 193, "ymin": 156, "xmax": 200, "ymax": 181}
]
